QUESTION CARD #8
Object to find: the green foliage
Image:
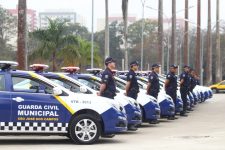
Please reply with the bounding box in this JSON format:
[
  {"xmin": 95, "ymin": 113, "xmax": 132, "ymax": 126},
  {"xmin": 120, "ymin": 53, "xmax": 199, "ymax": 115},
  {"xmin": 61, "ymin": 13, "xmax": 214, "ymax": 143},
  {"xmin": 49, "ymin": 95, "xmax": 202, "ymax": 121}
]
[
  {"xmin": 0, "ymin": 6, "xmax": 17, "ymax": 60},
  {"xmin": 29, "ymin": 18, "xmax": 102, "ymax": 71}
]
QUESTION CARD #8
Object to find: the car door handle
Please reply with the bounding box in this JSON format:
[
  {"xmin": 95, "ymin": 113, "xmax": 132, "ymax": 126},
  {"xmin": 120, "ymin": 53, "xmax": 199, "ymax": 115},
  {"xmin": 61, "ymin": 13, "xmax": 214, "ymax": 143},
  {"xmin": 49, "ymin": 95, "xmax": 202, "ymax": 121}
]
[{"xmin": 12, "ymin": 97, "xmax": 24, "ymax": 102}]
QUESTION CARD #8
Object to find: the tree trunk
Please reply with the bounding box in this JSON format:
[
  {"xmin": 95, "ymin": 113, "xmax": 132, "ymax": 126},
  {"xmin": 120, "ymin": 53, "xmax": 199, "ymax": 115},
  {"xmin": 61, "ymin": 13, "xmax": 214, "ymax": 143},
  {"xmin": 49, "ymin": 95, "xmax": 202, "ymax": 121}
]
[
  {"xmin": 171, "ymin": 0, "xmax": 176, "ymax": 65},
  {"xmin": 184, "ymin": 0, "xmax": 189, "ymax": 65},
  {"xmin": 17, "ymin": 0, "xmax": 27, "ymax": 69},
  {"xmin": 52, "ymin": 50, "xmax": 56, "ymax": 71},
  {"xmin": 215, "ymin": 0, "xmax": 221, "ymax": 82},
  {"xmin": 206, "ymin": 0, "xmax": 212, "ymax": 85},
  {"xmin": 105, "ymin": 0, "xmax": 109, "ymax": 59},
  {"xmin": 158, "ymin": 0, "xmax": 164, "ymax": 73},
  {"xmin": 195, "ymin": 0, "xmax": 201, "ymax": 77}
]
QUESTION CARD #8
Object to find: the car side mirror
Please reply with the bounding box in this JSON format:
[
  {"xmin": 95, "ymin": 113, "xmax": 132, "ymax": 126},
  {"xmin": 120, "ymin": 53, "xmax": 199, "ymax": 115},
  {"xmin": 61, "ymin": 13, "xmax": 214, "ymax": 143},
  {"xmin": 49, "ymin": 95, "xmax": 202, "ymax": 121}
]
[
  {"xmin": 80, "ymin": 86, "xmax": 88, "ymax": 93},
  {"xmin": 53, "ymin": 87, "xmax": 63, "ymax": 96}
]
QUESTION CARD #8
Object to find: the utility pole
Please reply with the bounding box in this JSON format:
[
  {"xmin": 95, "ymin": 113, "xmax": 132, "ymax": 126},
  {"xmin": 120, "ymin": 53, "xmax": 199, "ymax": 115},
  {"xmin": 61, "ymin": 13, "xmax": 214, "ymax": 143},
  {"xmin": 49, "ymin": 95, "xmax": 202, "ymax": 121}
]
[
  {"xmin": 216, "ymin": 0, "xmax": 221, "ymax": 82},
  {"xmin": 17, "ymin": 0, "xmax": 27, "ymax": 69},
  {"xmin": 91, "ymin": 0, "xmax": 94, "ymax": 68},
  {"xmin": 105, "ymin": 0, "xmax": 110, "ymax": 59},
  {"xmin": 171, "ymin": 0, "xmax": 176, "ymax": 65},
  {"xmin": 140, "ymin": 0, "xmax": 146, "ymax": 71},
  {"xmin": 158, "ymin": 0, "xmax": 164, "ymax": 73},
  {"xmin": 184, "ymin": 0, "xmax": 189, "ymax": 66},
  {"xmin": 122, "ymin": 0, "xmax": 128, "ymax": 70},
  {"xmin": 206, "ymin": 0, "xmax": 212, "ymax": 85},
  {"xmin": 195, "ymin": 0, "xmax": 201, "ymax": 76}
]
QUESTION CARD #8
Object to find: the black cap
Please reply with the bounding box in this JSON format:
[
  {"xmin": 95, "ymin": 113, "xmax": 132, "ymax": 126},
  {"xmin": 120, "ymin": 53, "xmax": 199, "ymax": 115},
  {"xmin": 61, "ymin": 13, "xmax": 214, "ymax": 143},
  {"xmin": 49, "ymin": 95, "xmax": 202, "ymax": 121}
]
[
  {"xmin": 105, "ymin": 57, "xmax": 116, "ymax": 65},
  {"xmin": 170, "ymin": 64, "xmax": 178, "ymax": 68},
  {"xmin": 130, "ymin": 61, "xmax": 139, "ymax": 67},
  {"xmin": 183, "ymin": 65, "xmax": 190, "ymax": 68},
  {"xmin": 152, "ymin": 64, "xmax": 161, "ymax": 68}
]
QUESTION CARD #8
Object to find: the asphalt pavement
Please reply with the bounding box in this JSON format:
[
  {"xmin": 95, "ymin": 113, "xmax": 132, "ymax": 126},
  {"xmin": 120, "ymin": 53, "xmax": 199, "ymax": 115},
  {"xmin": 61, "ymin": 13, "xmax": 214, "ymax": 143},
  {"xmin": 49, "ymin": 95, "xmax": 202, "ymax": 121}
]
[{"xmin": 0, "ymin": 94, "xmax": 225, "ymax": 150}]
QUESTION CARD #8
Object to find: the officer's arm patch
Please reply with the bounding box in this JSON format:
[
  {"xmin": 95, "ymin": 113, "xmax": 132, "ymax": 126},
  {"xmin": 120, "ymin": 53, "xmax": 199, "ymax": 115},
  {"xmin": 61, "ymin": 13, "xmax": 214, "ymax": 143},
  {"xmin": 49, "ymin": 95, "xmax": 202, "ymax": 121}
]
[
  {"xmin": 102, "ymin": 74, "xmax": 109, "ymax": 83},
  {"xmin": 127, "ymin": 74, "xmax": 133, "ymax": 81},
  {"xmin": 166, "ymin": 74, "xmax": 171, "ymax": 79},
  {"xmin": 150, "ymin": 75, "xmax": 154, "ymax": 81}
]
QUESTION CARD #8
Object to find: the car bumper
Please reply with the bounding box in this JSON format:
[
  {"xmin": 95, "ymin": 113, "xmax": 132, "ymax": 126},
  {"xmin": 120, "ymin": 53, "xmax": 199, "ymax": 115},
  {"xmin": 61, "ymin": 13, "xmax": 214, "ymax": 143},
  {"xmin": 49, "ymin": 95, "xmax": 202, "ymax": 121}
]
[
  {"xmin": 159, "ymin": 100, "xmax": 175, "ymax": 117},
  {"xmin": 124, "ymin": 104, "xmax": 142, "ymax": 126},
  {"xmin": 101, "ymin": 108, "xmax": 128, "ymax": 134},
  {"xmin": 143, "ymin": 101, "xmax": 161, "ymax": 121}
]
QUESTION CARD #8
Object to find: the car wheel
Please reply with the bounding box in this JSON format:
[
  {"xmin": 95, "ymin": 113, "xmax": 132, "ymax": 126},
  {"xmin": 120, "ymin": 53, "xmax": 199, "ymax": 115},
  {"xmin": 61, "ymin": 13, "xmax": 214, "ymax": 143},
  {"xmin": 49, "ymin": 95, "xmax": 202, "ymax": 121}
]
[
  {"xmin": 212, "ymin": 88, "xmax": 218, "ymax": 94},
  {"xmin": 69, "ymin": 114, "xmax": 101, "ymax": 144}
]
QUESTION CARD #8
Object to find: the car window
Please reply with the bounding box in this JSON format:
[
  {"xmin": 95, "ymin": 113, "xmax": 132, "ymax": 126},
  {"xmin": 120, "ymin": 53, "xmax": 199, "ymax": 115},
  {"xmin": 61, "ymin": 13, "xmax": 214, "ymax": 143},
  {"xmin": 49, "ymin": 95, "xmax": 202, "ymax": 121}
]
[
  {"xmin": 0, "ymin": 75, "xmax": 5, "ymax": 91},
  {"xmin": 50, "ymin": 78, "xmax": 81, "ymax": 93},
  {"xmin": 115, "ymin": 80, "xmax": 126, "ymax": 90},
  {"xmin": 78, "ymin": 79, "xmax": 100, "ymax": 91},
  {"xmin": 220, "ymin": 81, "xmax": 225, "ymax": 85},
  {"xmin": 12, "ymin": 76, "xmax": 54, "ymax": 94}
]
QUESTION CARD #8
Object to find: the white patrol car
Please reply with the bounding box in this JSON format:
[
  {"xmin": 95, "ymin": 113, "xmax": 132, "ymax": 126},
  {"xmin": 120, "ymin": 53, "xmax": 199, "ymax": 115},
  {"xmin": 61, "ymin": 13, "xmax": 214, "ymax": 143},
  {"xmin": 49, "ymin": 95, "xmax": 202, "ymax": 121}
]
[{"xmin": 0, "ymin": 61, "xmax": 127, "ymax": 144}]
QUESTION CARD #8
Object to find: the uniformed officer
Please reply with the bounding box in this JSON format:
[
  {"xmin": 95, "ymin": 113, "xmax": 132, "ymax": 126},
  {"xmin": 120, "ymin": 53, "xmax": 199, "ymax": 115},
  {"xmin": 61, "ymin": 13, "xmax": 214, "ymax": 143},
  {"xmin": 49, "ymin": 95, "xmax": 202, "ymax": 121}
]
[
  {"xmin": 125, "ymin": 61, "xmax": 140, "ymax": 100},
  {"xmin": 98, "ymin": 57, "xmax": 116, "ymax": 99},
  {"xmin": 189, "ymin": 69, "xmax": 197, "ymax": 105},
  {"xmin": 165, "ymin": 65, "xmax": 178, "ymax": 120},
  {"xmin": 147, "ymin": 64, "xmax": 160, "ymax": 99},
  {"xmin": 179, "ymin": 65, "xmax": 191, "ymax": 116}
]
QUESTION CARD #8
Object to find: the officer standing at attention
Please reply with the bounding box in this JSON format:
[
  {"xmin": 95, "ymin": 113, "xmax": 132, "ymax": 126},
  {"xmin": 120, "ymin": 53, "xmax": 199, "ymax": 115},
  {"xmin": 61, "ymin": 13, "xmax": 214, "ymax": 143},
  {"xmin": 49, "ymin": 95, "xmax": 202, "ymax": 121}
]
[
  {"xmin": 179, "ymin": 65, "xmax": 191, "ymax": 116},
  {"xmin": 165, "ymin": 65, "xmax": 178, "ymax": 120},
  {"xmin": 147, "ymin": 64, "xmax": 160, "ymax": 99},
  {"xmin": 98, "ymin": 57, "xmax": 116, "ymax": 99},
  {"xmin": 189, "ymin": 69, "xmax": 198, "ymax": 106},
  {"xmin": 125, "ymin": 61, "xmax": 140, "ymax": 100}
]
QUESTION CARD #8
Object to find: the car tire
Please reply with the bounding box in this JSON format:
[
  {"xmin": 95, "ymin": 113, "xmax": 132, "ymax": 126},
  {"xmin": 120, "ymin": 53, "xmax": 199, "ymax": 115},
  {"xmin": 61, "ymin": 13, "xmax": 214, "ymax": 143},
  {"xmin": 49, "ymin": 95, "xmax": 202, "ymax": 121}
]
[
  {"xmin": 69, "ymin": 114, "xmax": 101, "ymax": 144},
  {"xmin": 212, "ymin": 88, "xmax": 218, "ymax": 94}
]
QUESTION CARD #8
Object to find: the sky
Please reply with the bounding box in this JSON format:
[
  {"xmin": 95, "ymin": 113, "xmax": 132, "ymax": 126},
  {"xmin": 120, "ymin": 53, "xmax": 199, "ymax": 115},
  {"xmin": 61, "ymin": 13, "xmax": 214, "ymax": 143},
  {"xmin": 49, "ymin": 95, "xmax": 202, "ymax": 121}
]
[{"xmin": 0, "ymin": 0, "xmax": 224, "ymax": 31}]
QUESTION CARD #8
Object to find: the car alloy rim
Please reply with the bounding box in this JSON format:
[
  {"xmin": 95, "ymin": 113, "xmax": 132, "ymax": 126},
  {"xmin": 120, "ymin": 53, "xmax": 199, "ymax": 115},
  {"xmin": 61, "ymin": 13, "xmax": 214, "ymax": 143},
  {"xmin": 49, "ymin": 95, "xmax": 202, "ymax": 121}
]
[{"xmin": 75, "ymin": 119, "xmax": 97, "ymax": 142}]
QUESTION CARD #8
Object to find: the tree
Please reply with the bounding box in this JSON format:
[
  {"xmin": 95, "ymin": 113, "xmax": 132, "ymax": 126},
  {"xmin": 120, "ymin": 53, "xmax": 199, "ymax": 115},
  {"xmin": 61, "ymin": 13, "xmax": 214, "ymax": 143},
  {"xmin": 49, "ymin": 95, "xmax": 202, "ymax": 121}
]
[
  {"xmin": 127, "ymin": 19, "xmax": 157, "ymax": 45},
  {"xmin": 17, "ymin": 0, "xmax": 27, "ymax": 69},
  {"xmin": 30, "ymin": 19, "xmax": 80, "ymax": 71},
  {"xmin": 64, "ymin": 23, "xmax": 90, "ymax": 40},
  {"xmin": 95, "ymin": 21, "xmax": 124, "ymax": 70},
  {"xmin": 0, "ymin": 6, "xmax": 17, "ymax": 60}
]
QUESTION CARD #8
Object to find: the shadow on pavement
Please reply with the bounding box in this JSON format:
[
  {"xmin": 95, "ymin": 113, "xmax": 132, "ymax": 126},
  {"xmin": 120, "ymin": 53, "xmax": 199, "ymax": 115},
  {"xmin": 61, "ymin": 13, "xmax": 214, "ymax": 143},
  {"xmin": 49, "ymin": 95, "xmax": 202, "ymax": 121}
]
[{"xmin": 0, "ymin": 137, "xmax": 124, "ymax": 145}]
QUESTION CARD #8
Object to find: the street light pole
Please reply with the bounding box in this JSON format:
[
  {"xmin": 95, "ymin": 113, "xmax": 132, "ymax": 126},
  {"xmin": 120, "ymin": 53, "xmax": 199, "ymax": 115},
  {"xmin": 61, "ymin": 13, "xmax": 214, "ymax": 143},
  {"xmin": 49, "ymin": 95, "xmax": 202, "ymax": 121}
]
[
  {"xmin": 91, "ymin": 0, "xmax": 94, "ymax": 68},
  {"xmin": 141, "ymin": 0, "xmax": 146, "ymax": 71}
]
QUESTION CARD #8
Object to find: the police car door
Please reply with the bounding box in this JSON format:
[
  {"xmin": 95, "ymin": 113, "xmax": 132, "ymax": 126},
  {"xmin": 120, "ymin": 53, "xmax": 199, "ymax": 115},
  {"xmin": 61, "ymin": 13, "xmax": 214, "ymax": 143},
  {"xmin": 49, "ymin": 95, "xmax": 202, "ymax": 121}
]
[
  {"xmin": 10, "ymin": 75, "xmax": 67, "ymax": 133},
  {"xmin": 0, "ymin": 73, "xmax": 11, "ymax": 123}
]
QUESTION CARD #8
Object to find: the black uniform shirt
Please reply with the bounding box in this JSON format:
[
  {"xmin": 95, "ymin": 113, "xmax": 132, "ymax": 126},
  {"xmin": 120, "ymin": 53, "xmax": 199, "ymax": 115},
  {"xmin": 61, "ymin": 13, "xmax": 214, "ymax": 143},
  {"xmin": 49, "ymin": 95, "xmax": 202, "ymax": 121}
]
[
  {"xmin": 180, "ymin": 71, "xmax": 190, "ymax": 88},
  {"xmin": 166, "ymin": 72, "xmax": 177, "ymax": 92},
  {"xmin": 101, "ymin": 68, "xmax": 116, "ymax": 94},
  {"xmin": 148, "ymin": 71, "xmax": 160, "ymax": 92},
  {"xmin": 126, "ymin": 69, "xmax": 139, "ymax": 92}
]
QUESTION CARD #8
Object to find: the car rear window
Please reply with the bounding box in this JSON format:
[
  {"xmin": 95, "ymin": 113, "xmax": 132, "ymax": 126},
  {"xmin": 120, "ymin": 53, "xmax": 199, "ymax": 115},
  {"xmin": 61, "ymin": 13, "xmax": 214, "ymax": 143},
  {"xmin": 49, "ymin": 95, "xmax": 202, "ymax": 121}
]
[{"xmin": 0, "ymin": 75, "xmax": 5, "ymax": 91}]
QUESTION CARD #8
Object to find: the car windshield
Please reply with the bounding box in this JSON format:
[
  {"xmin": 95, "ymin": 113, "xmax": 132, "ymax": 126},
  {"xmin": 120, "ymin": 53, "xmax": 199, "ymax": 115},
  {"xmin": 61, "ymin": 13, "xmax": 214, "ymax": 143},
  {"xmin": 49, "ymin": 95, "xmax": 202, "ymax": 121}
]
[
  {"xmin": 78, "ymin": 78, "xmax": 101, "ymax": 91},
  {"xmin": 50, "ymin": 78, "xmax": 82, "ymax": 93}
]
